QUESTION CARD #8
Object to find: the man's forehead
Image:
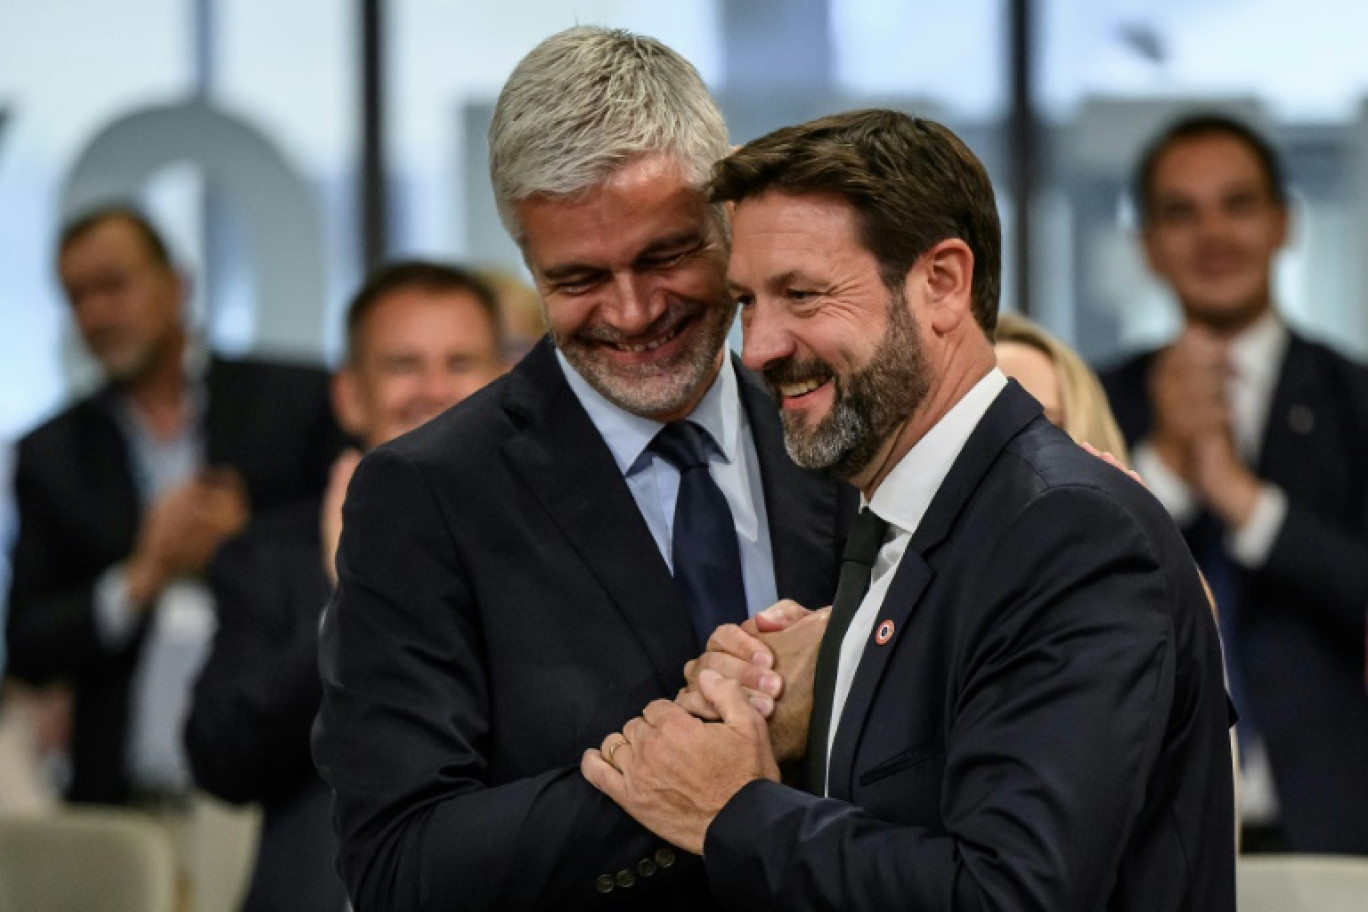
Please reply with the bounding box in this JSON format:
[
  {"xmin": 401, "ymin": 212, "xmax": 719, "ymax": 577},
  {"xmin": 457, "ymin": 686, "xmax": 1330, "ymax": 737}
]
[
  {"xmin": 61, "ymin": 218, "xmax": 156, "ymax": 269},
  {"xmin": 519, "ymin": 169, "xmax": 716, "ymax": 272},
  {"xmin": 1153, "ymin": 136, "xmax": 1270, "ymax": 192}
]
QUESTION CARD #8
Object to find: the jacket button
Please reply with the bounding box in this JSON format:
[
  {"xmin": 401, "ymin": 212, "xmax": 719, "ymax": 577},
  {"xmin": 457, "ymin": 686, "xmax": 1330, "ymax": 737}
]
[
  {"xmin": 615, "ymin": 869, "xmax": 636, "ymax": 889},
  {"xmin": 594, "ymin": 874, "xmax": 614, "ymax": 894},
  {"xmin": 636, "ymin": 858, "xmax": 657, "ymax": 877},
  {"xmin": 654, "ymin": 847, "xmax": 676, "ymax": 869}
]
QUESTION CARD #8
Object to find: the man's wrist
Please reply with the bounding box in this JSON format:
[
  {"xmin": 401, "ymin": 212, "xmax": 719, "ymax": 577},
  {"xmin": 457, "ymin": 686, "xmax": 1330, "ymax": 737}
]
[
  {"xmin": 1203, "ymin": 466, "xmax": 1261, "ymax": 530},
  {"xmin": 124, "ymin": 552, "xmax": 167, "ymax": 610}
]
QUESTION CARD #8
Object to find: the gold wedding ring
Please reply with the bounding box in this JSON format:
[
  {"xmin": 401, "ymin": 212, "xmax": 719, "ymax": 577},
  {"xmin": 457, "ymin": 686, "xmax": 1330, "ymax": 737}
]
[{"xmin": 606, "ymin": 738, "xmax": 628, "ymax": 764}]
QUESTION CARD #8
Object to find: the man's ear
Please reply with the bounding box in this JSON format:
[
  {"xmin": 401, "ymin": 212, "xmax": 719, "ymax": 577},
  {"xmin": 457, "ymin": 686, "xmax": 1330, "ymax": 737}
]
[
  {"xmin": 911, "ymin": 238, "xmax": 975, "ymax": 334},
  {"xmin": 331, "ymin": 368, "xmax": 369, "ymax": 441}
]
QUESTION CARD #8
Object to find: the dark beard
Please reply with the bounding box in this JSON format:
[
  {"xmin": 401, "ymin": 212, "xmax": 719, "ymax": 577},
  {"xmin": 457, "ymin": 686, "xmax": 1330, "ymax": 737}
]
[{"xmin": 764, "ymin": 288, "xmax": 930, "ymax": 481}]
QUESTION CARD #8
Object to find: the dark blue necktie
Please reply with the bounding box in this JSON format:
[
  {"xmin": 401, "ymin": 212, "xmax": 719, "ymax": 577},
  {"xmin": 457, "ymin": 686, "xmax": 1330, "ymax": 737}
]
[
  {"xmin": 1192, "ymin": 511, "xmax": 1256, "ymax": 754},
  {"xmin": 650, "ymin": 422, "xmax": 747, "ymax": 648},
  {"xmin": 805, "ymin": 506, "xmax": 890, "ymax": 793}
]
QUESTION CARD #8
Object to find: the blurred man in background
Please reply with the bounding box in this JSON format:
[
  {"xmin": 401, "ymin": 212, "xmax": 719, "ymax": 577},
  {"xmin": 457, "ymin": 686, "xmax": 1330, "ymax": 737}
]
[
  {"xmin": 186, "ymin": 260, "xmax": 505, "ymax": 912},
  {"xmin": 3, "ymin": 205, "xmax": 341, "ymax": 906},
  {"xmin": 1101, "ymin": 114, "xmax": 1368, "ymax": 854}
]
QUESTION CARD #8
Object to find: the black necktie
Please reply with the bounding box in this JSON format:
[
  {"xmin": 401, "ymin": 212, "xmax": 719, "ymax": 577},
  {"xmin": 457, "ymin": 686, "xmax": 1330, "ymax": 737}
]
[
  {"xmin": 650, "ymin": 421, "xmax": 747, "ymax": 649},
  {"xmin": 805, "ymin": 506, "xmax": 890, "ymax": 793}
]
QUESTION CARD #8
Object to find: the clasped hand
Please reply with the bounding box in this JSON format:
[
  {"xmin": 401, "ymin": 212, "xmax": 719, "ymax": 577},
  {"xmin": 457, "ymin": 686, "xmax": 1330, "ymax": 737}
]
[{"xmin": 580, "ymin": 600, "xmax": 827, "ymax": 854}]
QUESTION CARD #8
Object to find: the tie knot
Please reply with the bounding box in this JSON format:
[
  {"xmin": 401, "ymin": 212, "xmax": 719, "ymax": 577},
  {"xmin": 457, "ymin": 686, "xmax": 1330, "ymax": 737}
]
[
  {"xmin": 649, "ymin": 421, "xmax": 717, "ymax": 471},
  {"xmin": 843, "ymin": 507, "xmax": 889, "ymax": 567}
]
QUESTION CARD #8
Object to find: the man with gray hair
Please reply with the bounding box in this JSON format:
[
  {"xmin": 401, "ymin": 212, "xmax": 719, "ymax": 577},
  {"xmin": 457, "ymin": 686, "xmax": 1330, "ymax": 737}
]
[{"xmin": 313, "ymin": 26, "xmax": 854, "ymax": 910}]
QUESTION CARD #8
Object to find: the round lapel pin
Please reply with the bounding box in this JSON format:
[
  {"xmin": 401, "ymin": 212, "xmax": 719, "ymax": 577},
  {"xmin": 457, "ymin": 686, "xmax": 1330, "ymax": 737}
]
[{"xmin": 875, "ymin": 619, "xmax": 895, "ymax": 645}]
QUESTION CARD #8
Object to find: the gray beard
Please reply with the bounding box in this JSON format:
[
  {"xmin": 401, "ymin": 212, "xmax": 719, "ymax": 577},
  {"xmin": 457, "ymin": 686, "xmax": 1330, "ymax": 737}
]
[{"xmin": 779, "ymin": 289, "xmax": 929, "ymax": 481}]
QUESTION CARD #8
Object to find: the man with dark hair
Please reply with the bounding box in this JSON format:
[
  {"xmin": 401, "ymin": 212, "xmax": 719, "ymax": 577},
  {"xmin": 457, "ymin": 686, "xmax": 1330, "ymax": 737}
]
[
  {"xmin": 312, "ymin": 26, "xmax": 854, "ymax": 911},
  {"xmin": 583, "ymin": 109, "xmax": 1235, "ymax": 910},
  {"xmin": 1101, "ymin": 113, "xmax": 1368, "ymax": 854},
  {"xmin": 5, "ymin": 204, "xmax": 341, "ymax": 808},
  {"xmin": 185, "ymin": 259, "xmax": 504, "ymax": 912}
]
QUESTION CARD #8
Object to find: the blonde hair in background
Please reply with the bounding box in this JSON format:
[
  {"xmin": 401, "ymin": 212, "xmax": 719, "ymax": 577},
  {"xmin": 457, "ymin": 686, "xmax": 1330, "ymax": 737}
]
[
  {"xmin": 994, "ymin": 313, "xmax": 1130, "ymax": 465},
  {"xmin": 474, "ymin": 266, "xmax": 546, "ymax": 362}
]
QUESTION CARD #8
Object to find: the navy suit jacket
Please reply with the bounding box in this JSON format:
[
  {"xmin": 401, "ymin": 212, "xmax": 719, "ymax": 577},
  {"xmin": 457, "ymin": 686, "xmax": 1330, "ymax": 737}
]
[
  {"xmin": 185, "ymin": 498, "xmax": 346, "ymax": 912},
  {"xmin": 5, "ymin": 355, "xmax": 341, "ymax": 803},
  {"xmin": 1101, "ymin": 331, "xmax": 1368, "ymax": 853},
  {"xmin": 313, "ymin": 339, "xmax": 856, "ymax": 911},
  {"xmin": 705, "ymin": 382, "xmax": 1236, "ymax": 911}
]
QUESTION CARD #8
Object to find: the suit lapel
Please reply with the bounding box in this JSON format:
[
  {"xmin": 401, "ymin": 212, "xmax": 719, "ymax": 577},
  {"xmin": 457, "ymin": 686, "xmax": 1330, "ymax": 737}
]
[
  {"xmin": 1258, "ymin": 333, "xmax": 1318, "ymax": 477},
  {"xmin": 76, "ymin": 396, "xmax": 143, "ymax": 560},
  {"xmin": 826, "ymin": 382, "xmax": 1043, "ymax": 799},
  {"xmin": 736, "ymin": 356, "xmax": 849, "ymax": 607},
  {"xmin": 500, "ymin": 341, "xmax": 699, "ymax": 688}
]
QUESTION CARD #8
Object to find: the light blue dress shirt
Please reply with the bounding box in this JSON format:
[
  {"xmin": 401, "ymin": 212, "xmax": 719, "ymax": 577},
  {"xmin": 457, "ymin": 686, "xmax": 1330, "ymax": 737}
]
[{"xmin": 555, "ymin": 348, "xmax": 778, "ymax": 619}]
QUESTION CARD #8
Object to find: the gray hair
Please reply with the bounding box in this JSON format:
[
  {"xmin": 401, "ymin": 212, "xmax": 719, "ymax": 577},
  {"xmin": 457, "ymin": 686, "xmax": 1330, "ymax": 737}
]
[{"xmin": 489, "ymin": 26, "xmax": 730, "ymax": 246}]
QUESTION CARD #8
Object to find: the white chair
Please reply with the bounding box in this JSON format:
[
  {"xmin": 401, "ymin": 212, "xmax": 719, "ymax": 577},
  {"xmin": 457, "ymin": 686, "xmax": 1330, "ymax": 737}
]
[
  {"xmin": 0, "ymin": 808, "xmax": 177, "ymax": 912},
  {"xmin": 1237, "ymin": 854, "xmax": 1368, "ymax": 912}
]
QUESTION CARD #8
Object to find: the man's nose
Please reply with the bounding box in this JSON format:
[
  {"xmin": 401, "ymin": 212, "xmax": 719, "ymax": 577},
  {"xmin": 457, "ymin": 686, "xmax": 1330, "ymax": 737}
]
[
  {"xmin": 604, "ymin": 272, "xmax": 660, "ymax": 336},
  {"xmin": 420, "ymin": 366, "xmax": 464, "ymax": 410},
  {"xmin": 740, "ymin": 298, "xmax": 795, "ymax": 374}
]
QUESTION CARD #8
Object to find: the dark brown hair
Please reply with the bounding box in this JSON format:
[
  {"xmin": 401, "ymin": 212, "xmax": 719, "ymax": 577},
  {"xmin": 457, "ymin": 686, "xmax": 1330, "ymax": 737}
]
[
  {"xmin": 1134, "ymin": 113, "xmax": 1286, "ymax": 224},
  {"xmin": 59, "ymin": 204, "xmax": 174, "ymax": 268},
  {"xmin": 345, "ymin": 260, "xmax": 502, "ymax": 362},
  {"xmin": 710, "ymin": 108, "xmax": 1001, "ymax": 333}
]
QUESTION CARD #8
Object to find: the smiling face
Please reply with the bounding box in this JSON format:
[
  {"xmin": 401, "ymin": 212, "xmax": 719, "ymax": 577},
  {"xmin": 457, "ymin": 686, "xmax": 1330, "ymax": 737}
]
[
  {"xmin": 516, "ymin": 154, "xmax": 734, "ymax": 422},
  {"xmin": 733, "ymin": 191, "xmax": 930, "ymax": 482},
  {"xmin": 335, "ymin": 287, "xmax": 505, "ymax": 450},
  {"xmin": 1143, "ymin": 132, "xmax": 1288, "ymax": 334}
]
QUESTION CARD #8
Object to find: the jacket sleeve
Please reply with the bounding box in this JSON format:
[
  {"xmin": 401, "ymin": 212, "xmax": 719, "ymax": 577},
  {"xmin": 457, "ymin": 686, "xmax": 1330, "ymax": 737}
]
[
  {"xmin": 1259, "ymin": 495, "xmax": 1368, "ymax": 637},
  {"xmin": 311, "ymin": 446, "xmax": 699, "ymax": 911},
  {"xmin": 5, "ymin": 442, "xmax": 130, "ymax": 685},
  {"xmin": 185, "ymin": 510, "xmax": 327, "ymax": 804}
]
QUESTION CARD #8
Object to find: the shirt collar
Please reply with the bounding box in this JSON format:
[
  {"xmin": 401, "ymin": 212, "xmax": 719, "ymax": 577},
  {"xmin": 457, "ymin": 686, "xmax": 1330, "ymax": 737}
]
[
  {"xmin": 97, "ymin": 336, "xmax": 210, "ymax": 425},
  {"xmin": 867, "ymin": 368, "xmax": 1008, "ymax": 536},
  {"xmin": 554, "ymin": 348, "xmax": 739, "ymax": 477},
  {"xmin": 1226, "ymin": 309, "xmax": 1288, "ymax": 389}
]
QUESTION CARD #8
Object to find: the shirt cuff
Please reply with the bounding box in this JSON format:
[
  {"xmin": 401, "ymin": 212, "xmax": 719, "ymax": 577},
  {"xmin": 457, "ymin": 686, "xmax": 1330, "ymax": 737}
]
[
  {"xmin": 1228, "ymin": 484, "xmax": 1287, "ymax": 568},
  {"xmin": 94, "ymin": 565, "xmax": 141, "ymax": 649},
  {"xmin": 1132, "ymin": 441, "xmax": 1199, "ymax": 525}
]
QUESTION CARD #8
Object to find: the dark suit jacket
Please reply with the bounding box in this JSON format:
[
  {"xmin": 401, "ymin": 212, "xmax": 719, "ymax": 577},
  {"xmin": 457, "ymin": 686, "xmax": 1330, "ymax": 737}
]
[
  {"xmin": 313, "ymin": 339, "xmax": 856, "ymax": 911},
  {"xmin": 185, "ymin": 498, "xmax": 346, "ymax": 912},
  {"xmin": 1101, "ymin": 331, "xmax": 1368, "ymax": 853},
  {"xmin": 705, "ymin": 382, "xmax": 1236, "ymax": 911},
  {"xmin": 5, "ymin": 355, "xmax": 341, "ymax": 803}
]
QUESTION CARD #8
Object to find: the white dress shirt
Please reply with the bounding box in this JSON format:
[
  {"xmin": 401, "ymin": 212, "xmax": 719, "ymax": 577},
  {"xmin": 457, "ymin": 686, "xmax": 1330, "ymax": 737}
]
[
  {"xmin": 825, "ymin": 369, "xmax": 1008, "ymax": 786},
  {"xmin": 556, "ymin": 349, "xmax": 778, "ymax": 618}
]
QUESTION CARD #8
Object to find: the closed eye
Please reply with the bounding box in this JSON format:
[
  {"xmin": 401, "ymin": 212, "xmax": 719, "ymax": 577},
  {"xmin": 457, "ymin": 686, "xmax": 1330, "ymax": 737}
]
[
  {"xmin": 645, "ymin": 250, "xmax": 688, "ymax": 270},
  {"xmin": 552, "ymin": 273, "xmax": 606, "ymax": 295}
]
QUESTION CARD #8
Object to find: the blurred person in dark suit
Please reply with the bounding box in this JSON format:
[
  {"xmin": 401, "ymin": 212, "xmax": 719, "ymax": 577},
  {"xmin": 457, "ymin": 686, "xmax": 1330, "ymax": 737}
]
[
  {"xmin": 585, "ymin": 109, "xmax": 1235, "ymax": 911},
  {"xmin": 185, "ymin": 260, "xmax": 505, "ymax": 912},
  {"xmin": 1100, "ymin": 114, "xmax": 1368, "ymax": 854},
  {"xmin": 312, "ymin": 26, "xmax": 855, "ymax": 911},
  {"xmin": 4, "ymin": 204, "xmax": 341, "ymax": 809}
]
